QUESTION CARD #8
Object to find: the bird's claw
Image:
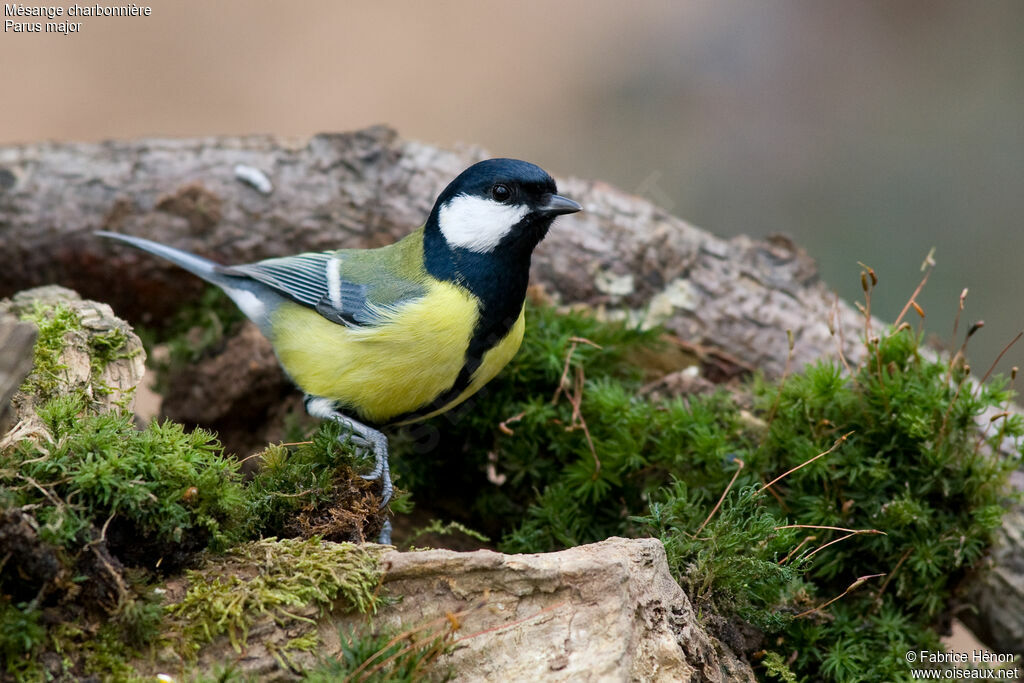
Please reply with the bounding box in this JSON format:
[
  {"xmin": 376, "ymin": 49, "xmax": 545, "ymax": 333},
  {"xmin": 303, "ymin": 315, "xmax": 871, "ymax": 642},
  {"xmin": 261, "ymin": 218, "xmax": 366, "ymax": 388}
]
[
  {"xmin": 344, "ymin": 434, "xmax": 393, "ymax": 508},
  {"xmin": 339, "ymin": 435, "xmax": 392, "ymax": 544}
]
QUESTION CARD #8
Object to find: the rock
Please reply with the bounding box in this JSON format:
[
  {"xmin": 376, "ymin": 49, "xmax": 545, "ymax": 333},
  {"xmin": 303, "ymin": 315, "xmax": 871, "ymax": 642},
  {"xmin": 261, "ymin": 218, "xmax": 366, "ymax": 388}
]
[
  {"xmin": 959, "ymin": 508, "xmax": 1024, "ymax": 658},
  {"xmin": 366, "ymin": 536, "xmax": 754, "ymax": 682},
  {"xmin": 172, "ymin": 537, "xmax": 754, "ymax": 681}
]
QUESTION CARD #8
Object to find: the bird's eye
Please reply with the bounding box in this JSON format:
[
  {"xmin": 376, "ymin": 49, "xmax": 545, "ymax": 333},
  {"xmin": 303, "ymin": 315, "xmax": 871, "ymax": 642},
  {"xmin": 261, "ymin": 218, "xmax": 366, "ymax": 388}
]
[{"xmin": 491, "ymin": 184, "xmax": 512, "ymax": 202}]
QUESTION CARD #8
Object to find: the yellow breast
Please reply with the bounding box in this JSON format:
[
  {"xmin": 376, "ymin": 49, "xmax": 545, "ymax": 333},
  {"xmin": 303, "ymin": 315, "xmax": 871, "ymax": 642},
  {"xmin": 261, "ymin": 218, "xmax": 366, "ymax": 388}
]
[
  {"xmin": 403, "ymin": 305, "xmax": 525, "ymax": 424},
  {"xmin": 268, "ymin": 281, "xmax": 524, "ymax": 425}
]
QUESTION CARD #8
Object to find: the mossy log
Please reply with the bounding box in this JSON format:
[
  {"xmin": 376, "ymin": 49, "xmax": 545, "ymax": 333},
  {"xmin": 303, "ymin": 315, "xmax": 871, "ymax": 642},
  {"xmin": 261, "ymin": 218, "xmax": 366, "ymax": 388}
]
[
  {"xmin": 0, "ymin": 286, "xmax": 146, "ymax": 422},
  {"xmin": 1, "ymin": 128, "xmax": 1020, "ymax": 656}
]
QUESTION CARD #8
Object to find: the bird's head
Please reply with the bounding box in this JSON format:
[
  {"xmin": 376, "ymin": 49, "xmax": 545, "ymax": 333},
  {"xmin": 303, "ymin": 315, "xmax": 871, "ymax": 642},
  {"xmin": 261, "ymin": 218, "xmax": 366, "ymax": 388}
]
[{"xmin": 427, "ymin": 158, "xmax": 581, "ymax": 257}]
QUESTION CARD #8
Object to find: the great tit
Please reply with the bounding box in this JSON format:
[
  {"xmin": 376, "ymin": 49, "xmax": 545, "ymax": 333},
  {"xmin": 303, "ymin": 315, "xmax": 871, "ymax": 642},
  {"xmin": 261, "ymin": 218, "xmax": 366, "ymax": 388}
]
[{"xmin": 98, "ymin": 158, "xmax": 581, "ymax": 542}]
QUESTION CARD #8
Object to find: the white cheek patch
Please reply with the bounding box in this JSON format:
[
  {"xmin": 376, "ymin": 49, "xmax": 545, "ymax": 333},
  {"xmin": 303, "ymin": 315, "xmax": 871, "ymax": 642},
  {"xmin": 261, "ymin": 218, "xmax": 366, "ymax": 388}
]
[{"xmin": 438, "ymin": 194, "xmax": 529, "ymax": 253}]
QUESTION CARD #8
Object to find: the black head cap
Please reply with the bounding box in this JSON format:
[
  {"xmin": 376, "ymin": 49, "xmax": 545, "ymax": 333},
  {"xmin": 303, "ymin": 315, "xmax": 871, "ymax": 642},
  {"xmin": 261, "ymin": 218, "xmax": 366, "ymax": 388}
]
[{"xmin": 427, "ymin": 158, "xmax": 581, "ymax": 257}]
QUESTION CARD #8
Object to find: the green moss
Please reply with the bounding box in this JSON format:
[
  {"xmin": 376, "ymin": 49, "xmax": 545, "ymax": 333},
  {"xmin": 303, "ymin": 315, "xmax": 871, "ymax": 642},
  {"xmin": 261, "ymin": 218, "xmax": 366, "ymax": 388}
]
[
  {"xmin": 5, "ymin": 392, "xmax": 244, "ymax": 553},
  {"xmin": 241, "ymin": 422, "xmax": 361, "ymax": 538},
  {"xmin": 241, "ymin": 420, "xmax": 390, "ymax": 541},
  {"xmin": 88, "ymin": 326, "xmax": 140, "ymax": 402},
  {"xmin": 78, "ymin": 622, "xmax": 140, "ymax": 680},
  {"xmin": 189, "ymin": 665, "xmax": 257, "ymax": 682},
  {"xmin": 167, "ymin": 538, "xmax": 385, "ymax": 657},
  {"xmin": 17, "ymin": 302, "xmax": 81, "ymax": 400},
  {"xmin": 405, "ymin": 519, "xmax": 489, "ymax": 548},
  {"xmin": 304, "ymin": 624, "xmax": 455, "ymax": 683},
  {"xmin": 760, "ymin": 650, "xmax": 798, "ymax": 682},
  {"xmin": 37, "ymin": 620, "xmax": 139, "ymax": 682},
  {"xmin": 0, "ymin": 389, "xmax": 245, "ymax": 678},
  {"xmin": 14, "ymin": 299, "xmax": 141, "ymax": 408},
  {"xmin": 640, "ymin": 482, "xmax": 808, "ymax": 631},
  {"xmin": 0, "ymin": 601, "xmax": 46, "ymax": 680},
  {"xmin": 752, "ymin": 327, "xmax": 1019, "ymax": 619},
  {"xmin": 283, "ymin": 630, "xmax": 319, "ymax": 653},
  {"xmin": 89, "ymin": 326, "xmax": 131, "ymax": 370}
]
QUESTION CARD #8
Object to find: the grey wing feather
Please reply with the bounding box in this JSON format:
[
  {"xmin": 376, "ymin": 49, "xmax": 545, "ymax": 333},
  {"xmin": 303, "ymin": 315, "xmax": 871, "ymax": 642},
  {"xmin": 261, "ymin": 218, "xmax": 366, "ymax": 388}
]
[
  {"xmin": 223, "ymin": 253, "xmax": 377, "ymax": 327},
  {"xmin": 225, "ymin": 253, "xmax": 331, "ymax": 308}
]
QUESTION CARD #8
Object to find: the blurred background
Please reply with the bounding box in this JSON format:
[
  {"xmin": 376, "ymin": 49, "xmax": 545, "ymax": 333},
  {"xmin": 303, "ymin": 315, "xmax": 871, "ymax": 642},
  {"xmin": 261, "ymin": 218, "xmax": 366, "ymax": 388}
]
[{"xmin": 3, "ymin": 0, "xmax": 1022, "ymax": 373}]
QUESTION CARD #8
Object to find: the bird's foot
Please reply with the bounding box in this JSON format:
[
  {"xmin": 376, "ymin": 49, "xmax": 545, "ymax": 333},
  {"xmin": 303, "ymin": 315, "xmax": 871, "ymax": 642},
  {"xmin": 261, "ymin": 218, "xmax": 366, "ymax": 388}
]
[
  {"xmin": 305, "ymin": 397, "xmax": 394, "ymax": 542},
  {"xmin": 351, "ymin": 431, "xmax": 393, "ymax": 508},
  {"xmin": 306, "ymin": 396, "xmax": 394, "ymax": 506},
  {"xmin": 351, "ymin": 437, "xmax": 392, "ymax": 544}
]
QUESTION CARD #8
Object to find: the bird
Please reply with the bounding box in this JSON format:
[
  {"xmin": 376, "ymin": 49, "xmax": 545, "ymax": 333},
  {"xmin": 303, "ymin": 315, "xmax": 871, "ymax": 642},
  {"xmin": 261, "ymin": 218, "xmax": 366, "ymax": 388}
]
[{"xmin": 98, "ymin": 158, "xmax": 581, "ymax": 544}]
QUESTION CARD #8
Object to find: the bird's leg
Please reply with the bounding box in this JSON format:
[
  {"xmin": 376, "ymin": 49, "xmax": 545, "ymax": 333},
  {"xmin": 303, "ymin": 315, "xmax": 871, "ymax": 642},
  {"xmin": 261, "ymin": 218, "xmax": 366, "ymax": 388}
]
[{"xmin": 305, "ymin": 396, "xmax": 394, "ymax": 544}]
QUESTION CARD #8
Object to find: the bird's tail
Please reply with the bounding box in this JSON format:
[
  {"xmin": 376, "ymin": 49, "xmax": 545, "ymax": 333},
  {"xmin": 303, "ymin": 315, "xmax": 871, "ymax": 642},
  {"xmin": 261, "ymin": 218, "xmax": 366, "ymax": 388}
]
[
  {"xmin": 96, "ymin": 231, "xmax": 276, "ymax": 329},
  {"xmin": 96, "ymin": 231, "xmax": 232, "ymax": 284}
]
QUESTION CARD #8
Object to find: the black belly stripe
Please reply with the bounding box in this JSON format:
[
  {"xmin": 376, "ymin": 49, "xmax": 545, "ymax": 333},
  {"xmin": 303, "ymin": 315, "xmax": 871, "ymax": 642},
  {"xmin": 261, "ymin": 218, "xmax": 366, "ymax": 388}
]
[
  {"xmin": 387, "ymin": 222, "xmax": 535, "ymax": 426},
  {"xmin": 384, "ymin": 304, "xmax": 521, "ymax": 425}
]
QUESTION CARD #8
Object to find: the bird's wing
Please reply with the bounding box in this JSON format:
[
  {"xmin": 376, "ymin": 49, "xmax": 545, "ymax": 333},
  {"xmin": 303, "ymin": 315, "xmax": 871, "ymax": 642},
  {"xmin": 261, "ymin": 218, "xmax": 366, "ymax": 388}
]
[{"xmin": 222, "ymin": 250, "xmax": 425, "ymax": 328}]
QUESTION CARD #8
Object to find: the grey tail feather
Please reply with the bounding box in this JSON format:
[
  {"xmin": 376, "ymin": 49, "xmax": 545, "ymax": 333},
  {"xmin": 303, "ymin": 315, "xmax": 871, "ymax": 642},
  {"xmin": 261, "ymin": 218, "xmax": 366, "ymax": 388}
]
[
  {"xmin": 96, "ymin": 231, "xmax": 282, "ymax": 333},
  {"xmin": 95, "ymin": 231, "xmax": 235, "ymax": 289}
]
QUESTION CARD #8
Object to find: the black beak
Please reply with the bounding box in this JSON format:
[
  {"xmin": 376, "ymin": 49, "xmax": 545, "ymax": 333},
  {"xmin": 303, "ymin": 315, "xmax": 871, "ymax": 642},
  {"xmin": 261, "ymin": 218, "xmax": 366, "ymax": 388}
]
[{"xmin": 537, "ymin": 194, "xmax": 582, "ymax": 216}]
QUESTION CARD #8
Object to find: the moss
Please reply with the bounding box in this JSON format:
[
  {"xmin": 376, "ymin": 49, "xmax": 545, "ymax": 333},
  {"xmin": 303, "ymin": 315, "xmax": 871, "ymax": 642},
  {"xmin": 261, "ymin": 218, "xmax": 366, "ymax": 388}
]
[
  {"xmin": 189, "ymin": 665, "xmax": 258, "ymax": 683},
  {"xmin": 88, "ymin": 326, "xmax": 140, "ymax": 402},
  {"xmin": 760, "ymin": 650, "xmax": 798, "ymax": 682},
  {"xmin": 17, "ymin": 301, "xmax": 81, "ymax": 400},
  {"xmin": 73, "ymin": 622, "xmax": 140, "ymax": 680},
  {"xmin": 642, "ymin": 483, "xmax": 808, "ymax": 632},
  {"xmin": 283, "ymin": 630, "xmax": 319, "ymax": 653},
  {"xmin": 1, "ymin": 392, "xmax": 244, "ymax": 678},
  {"xmin": 751, "ymin": 327, "xmax": 1019, "ymax": 618},
  {"xmin": 241, "ymin": 420, "xmax": 389, "ymax": 542},
  {"xmin": 405, "ymin": 519, "xmax": 490, "ymax": 549},
  {"xmin": 5, "ymin": 392, "xmax": 244, "ymax": 556},
  {"xmin": 166, "ymin": 537, "xmax": 386, "ymax": 657},
  {"xmin": 304, "ymin": 623, "xmax": 457, "ymax": 683},
  {"xmin": 88, "ymin": 326, "xmax": 131, "ymax": 371},
  {"xmin": 13, "ymin": 299, "xmax": 142, "ymax": 411},
  {"xmin": 0, "ymin": 600, "xmax": 46, "ymax": 680}
]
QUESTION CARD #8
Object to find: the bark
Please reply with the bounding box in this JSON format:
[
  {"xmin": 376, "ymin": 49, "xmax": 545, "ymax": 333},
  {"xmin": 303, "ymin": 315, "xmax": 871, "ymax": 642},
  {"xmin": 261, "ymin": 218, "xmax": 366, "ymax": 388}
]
[{"xmin": 0, "ymin": 315, "xmax": 36, "ymax": 432}]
